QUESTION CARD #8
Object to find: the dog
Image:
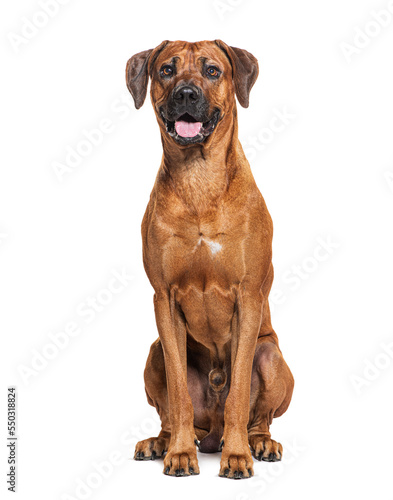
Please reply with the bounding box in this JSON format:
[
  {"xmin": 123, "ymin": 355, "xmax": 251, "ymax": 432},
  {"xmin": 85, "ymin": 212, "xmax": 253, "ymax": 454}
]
[{"xmin": 126, "ymin": 40, "xmax": 294, "ymax": 479}]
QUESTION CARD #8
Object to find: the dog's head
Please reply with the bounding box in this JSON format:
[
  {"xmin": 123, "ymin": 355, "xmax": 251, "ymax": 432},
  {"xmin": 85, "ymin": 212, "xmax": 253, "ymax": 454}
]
[{"xmin": 126, "ymin": 40, "xmax": 258, "ymax": 146}]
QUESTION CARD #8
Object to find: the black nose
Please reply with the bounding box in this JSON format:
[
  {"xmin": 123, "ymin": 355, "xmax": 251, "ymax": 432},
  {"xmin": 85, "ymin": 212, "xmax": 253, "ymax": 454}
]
[{"xmin": 173, "ymin": 85, "xmax": 200, "ymax": 105}]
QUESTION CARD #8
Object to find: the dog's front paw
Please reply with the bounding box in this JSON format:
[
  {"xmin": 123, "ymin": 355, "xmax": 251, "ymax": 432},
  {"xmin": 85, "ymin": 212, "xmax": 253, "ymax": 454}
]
[
  {"xmin": 249, "ymin": 434, "xmax": 282, "ymax": 462},
  {"xmin": 163, "ymin": 445, "xmax": 199, "ymax": 477},
  {"xmin": 219, "ymin": 445, "xmax": 254, "ymax": 479}
]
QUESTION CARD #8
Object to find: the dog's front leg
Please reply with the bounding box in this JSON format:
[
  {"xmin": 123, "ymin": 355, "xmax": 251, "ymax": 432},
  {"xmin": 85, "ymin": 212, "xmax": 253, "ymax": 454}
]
[
  {"xmin": 153, "ymin": 290, "xmax": 199, "ymax": 477},
  {"xmin": 219, "ymin": 289, "xmax": 263, "ymax": 479}
]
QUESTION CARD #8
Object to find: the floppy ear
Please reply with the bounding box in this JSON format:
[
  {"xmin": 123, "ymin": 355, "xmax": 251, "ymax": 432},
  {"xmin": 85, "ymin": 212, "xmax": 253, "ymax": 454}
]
[
  {"xmin": 126, "ymin": 40, "xmax": 169, "ymax": 109},
  {"xmin": 214, "ymin": 40, "xmax": 259, "ymax": 108}
]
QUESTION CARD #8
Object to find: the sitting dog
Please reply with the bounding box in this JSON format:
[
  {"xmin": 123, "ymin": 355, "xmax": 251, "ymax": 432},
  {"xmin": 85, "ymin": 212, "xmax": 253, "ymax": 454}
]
[{"xmin": 126, "ymin": 40, "xmax": 294, "ymax": 479}]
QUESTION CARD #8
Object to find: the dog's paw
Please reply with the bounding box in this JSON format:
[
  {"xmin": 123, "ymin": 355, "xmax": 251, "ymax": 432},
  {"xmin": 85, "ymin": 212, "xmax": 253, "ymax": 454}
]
[
  {"xmin": 163, "ymin": 447, "xmax": 199, "ymax": 477},
  {"xmin": 249, "ymin": 434, "xmax": 282, "ymax": 462},
  {"xmin": 219, "ymin": 448, "xmax": 254, "ymax": 479},
  {"xmin": 134, "ymin": 436, "xmax": 168, "ymax": 461}
]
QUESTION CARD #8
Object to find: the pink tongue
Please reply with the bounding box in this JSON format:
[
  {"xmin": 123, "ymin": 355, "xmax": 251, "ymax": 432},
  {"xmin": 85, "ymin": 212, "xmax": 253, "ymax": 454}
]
[{"xmin": 175, "ymin": 120, "xmax": 202, "ymax": 138}]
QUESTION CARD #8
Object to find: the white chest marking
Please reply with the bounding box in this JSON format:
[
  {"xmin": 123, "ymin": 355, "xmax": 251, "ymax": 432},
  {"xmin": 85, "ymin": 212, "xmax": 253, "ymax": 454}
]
[
  {"xmin": 196, "ymin": 237, "xmax": 222, "ymax": 255},
  {"xmin": 206, "ymin": 240, "xmax": 222, "ymax": 255}
]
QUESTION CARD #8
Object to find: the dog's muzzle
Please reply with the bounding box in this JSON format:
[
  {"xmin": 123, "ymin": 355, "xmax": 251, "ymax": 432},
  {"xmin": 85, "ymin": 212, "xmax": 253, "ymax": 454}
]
[{"xmin": 160, "ymin": 84, "xmax": 221, "ymax": 145}]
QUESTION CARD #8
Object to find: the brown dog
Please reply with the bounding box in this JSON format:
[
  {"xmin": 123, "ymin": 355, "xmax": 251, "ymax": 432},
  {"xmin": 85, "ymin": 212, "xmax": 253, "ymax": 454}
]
[{"xmin": 126, "ymin": 40, "xmax": 294, "ymax": 479}]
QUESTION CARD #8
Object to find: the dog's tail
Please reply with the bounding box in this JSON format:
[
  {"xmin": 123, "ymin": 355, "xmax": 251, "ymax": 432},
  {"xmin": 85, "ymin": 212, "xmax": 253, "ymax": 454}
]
[{"xmin": 199, "ymin": 428, "xmax": 222, "ymax": 453}]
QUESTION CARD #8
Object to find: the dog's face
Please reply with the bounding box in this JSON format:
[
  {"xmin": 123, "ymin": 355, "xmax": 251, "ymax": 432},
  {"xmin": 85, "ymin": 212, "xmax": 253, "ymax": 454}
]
[
  {"xmin": 150, "ymin": 41, "xmax": 229, "ymax": 146},
  {"xmin": 126, "ymin": 40, "xmax": 258, "ymax": 146}
]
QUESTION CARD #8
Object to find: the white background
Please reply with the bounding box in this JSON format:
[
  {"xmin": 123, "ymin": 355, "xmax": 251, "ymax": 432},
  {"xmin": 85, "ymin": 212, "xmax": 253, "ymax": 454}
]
[{"xmin": 1, "ymin": 0, "xmax": 393, "ymax": 499}]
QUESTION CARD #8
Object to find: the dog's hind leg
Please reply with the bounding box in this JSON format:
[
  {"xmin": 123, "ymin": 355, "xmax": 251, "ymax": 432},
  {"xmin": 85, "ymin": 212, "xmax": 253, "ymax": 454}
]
[
  {"xmin": 248, "ymin": 335, "xmax": 294, "ymax": 462},
  {"xmin": 134, "ymin": 339, "xmax": 171, "ymax": 461}
]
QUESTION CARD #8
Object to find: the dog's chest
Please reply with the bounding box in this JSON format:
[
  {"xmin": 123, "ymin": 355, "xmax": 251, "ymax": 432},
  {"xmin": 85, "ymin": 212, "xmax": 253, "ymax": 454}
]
[
  {"xmin": 157, "ymin": 216, "xmax": 245, "ymax": 286},
  {"xmin": 145, "ymin": 194, "xmax": 262, "ymax": 345},
  {"xmin": 188, "ymin": 232, "xmax": 224, "ymax": 257}
]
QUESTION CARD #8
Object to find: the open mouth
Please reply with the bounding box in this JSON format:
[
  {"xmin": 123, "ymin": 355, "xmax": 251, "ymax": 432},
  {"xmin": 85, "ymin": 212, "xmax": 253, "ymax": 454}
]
[{"xmin": 160, "ymin": 109, "xmax": 220, "ymax": 144}]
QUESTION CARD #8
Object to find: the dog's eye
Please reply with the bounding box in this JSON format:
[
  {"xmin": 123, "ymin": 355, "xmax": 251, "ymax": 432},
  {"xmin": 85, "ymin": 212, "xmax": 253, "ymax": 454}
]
[
  {"xmin": 160, "ymin": 65, "xmax": 173, "ymax": 78},
  {"xmin": 206, "ymin": 66, "xmax": 220, "ymax": 78}
]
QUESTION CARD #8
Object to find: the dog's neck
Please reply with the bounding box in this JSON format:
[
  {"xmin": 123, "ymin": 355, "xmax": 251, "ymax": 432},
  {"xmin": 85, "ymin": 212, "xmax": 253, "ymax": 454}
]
[{"xmin": 159, "ymin": 112, "xmax": 241, "ymax": 214}]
